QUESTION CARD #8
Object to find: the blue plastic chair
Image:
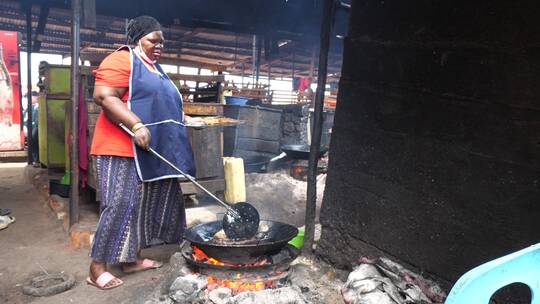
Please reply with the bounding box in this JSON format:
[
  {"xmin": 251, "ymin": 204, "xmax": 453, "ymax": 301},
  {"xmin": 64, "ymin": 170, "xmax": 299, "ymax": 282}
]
[{"xmin": 446, "ymin": 243, "xmax": 540, "ymax": 304}]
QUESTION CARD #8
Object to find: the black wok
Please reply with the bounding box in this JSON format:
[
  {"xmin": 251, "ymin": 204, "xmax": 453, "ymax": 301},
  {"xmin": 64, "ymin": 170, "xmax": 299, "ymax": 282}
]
[
  {"xmin": 184, "ymin": 220, "xmax": 298, "ymax": 264},
  {"xmin": 281, "ymin": 144, "xmax": 328, "ymax": 160}
]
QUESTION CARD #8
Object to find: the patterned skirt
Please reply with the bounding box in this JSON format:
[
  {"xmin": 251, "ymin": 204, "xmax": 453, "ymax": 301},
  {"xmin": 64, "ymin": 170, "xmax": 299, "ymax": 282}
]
[{"xmin": 89, "ymin": 156, "xmax": 186, "ymax": 264}]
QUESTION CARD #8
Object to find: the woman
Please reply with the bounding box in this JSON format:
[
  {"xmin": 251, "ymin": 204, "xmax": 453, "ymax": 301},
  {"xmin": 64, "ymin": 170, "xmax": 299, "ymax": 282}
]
[{"xmin": 88, "ymin": 16, "xmax": 199, "ymax": 289}]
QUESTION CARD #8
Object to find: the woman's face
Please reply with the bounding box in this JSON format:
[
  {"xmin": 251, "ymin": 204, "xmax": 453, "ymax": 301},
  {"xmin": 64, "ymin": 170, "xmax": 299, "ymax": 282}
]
[{"xmin": 139, "ymin": 31, "xmax": 164, "ymax": 61}]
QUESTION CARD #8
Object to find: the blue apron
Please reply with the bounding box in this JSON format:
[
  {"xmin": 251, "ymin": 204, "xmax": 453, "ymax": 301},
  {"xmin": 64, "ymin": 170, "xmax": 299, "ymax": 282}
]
[{"xmin": 126, "ymin": 47, "xmax": 196, "ymax": 182}]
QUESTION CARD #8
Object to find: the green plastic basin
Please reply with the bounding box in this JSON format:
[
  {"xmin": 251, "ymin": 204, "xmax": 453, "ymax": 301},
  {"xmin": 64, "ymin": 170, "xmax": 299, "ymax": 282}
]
[{"xmin": 288, "ymin": 227, "xmax": 305, "ymax": 249}]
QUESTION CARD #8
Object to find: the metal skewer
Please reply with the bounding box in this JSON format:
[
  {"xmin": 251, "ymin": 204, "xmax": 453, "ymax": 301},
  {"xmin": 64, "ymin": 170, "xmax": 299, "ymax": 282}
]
[{"xmin": 119, "ymin": 124, "xmax": 240, "ymax": 218}]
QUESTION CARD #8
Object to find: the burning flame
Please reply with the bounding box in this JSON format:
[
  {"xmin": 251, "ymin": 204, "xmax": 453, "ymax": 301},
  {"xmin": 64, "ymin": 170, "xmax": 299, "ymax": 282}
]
[
  {"xmin": 191, "ymin": 246, "xmax": 268, "ymax": 267},
  {"xmin": 292, "ymin": 165, "xmax": 304, "ymax": 175},
  {"xmin": 192, "ymin": 246, "xmax": 225, "ymax": 266},
  {"xmin": 192, "ymin": 246, "xmax": 275, "ymax": 293},
  {"xmin": 207, "ymin": 275, "xmax": 271, "ymax": 293}
]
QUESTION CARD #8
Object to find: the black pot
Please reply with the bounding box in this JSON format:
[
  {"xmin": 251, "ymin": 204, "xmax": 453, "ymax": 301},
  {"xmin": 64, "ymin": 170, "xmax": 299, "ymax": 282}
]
[
  {"xmin": 281, "ymin": 144, "xmax": 328, "ymax": 160},
  {"xmin": 244, "ymin": 155, "xmax": 271, "ymax": 173},
  {"xmin": 49, "ymin": 179, "xmax": 70, "ymax": 198},
  {"xmin": 184, "ymin": 220, "xmax": 298, "ymax": 264}
]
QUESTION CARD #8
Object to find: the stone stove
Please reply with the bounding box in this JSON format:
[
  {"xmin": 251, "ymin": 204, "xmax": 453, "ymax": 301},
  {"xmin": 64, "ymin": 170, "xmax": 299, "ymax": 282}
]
[{"xmin": 180, "ymin": 242, "xmax": 299, "ymax": 294}]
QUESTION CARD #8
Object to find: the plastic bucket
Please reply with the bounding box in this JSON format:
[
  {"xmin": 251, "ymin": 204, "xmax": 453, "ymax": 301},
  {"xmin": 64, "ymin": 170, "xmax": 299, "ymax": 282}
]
[
  {"xmin": 225, "ymin": 96, "xmax": 248, "ymax": 106},
  {"xmin": 288, "ymin": 227, "xmax": 305, "ymax": 249}
]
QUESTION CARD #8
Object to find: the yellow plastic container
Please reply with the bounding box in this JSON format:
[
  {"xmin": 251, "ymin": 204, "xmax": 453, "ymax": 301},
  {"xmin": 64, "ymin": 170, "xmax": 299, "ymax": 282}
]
[{"xmin": 223, "ymin": 157, "xmax": 246, "ymax": 204}]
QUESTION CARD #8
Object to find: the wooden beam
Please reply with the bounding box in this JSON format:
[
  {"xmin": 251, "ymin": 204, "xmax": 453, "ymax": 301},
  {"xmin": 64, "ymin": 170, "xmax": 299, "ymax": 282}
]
[
  {"xmin": 167, "ymin": 73, "xmax": 225, "ymax": 82},
  {"xmin": 177, "ymin": 49, "xmax": 242, "ymax": 61},
  {"xmin": 227, "ymin": 40, "xmax": 297, "ymax": 69},
  {"xmin": 178, "ymin": 27, "xmax": 203, "ymax": 42},
  {"xmin": 178, "ymin": 54, "xmax": 235, "ymax": 66},
  {"xmin": 32, "ymin": 4, "xmax": 49, "ymax": 52},
  {"xmin": 179, "ymin": 42, "xmax": 252, "ymax": 56},
  {"xmin": 81, "ymin": 0, "xmax": 96, "ymax": 29},
  {"xmin": 79, "ymin": 51, "xmax": 226, "ymax": 71}
]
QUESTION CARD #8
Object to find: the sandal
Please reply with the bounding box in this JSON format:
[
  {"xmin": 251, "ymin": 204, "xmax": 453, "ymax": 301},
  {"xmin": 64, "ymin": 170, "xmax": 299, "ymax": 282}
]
[
  {"xmin": 86, "ymin": 272, "xmax": 123, "ymax": 290},
  {"xmin": 122, "ymin": 259, "xmax": 163, "ymax": 274},
  {"xmin": 0, "ymin": 215, "xmax": 15, "ymax": 231},
  {"xmin": 0, "ymin": 208, "xmax": 10, "ymax": 216}
]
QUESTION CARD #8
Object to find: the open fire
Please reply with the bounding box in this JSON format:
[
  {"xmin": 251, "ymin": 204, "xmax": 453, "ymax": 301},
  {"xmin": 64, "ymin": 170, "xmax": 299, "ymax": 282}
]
[
  {"xmin": 192, "ymin": 245, "xmax": 269, "ymax": 267},
  {"xmin": 191, "ymin": 245, "xmax": 280, "ymax": 294},
  {"xmin": 206, "ymin": 275, "xmax": 271, "ymax": 293}
]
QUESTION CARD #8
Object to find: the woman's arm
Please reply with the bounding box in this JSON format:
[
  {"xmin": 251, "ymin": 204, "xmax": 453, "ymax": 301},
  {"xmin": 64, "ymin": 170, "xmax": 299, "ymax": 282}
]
[{"xmin": 93, "ymin": 85, "xmax": 151, "ymax": 150}]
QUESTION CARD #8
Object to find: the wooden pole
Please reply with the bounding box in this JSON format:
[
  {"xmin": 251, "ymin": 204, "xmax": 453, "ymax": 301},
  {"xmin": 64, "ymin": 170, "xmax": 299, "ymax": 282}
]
[
  {"xmin": 252, "ymin": 35, "xmax": 256, "ymax": 84},
  {"xmin": 292, "ymin": 51, "xmax": 295, "ymax": 80},
  {"xmin": 267, "ymin": 63, "xmax": 271, "ymax": 96},
  {"xmin": 309, "ymin": 46, "xmax": 316, "ymax": 80},
  {"xmin": 256, "ymin": 36, "xmax": 262, "ymax": 83},
  {"xmin": 309, "ymin": 46, "xmax": 317, "ymax": 106},
  {"xmin": 69, "ymin": 0, "xmax": 81, "ymax": 227},
  {"xmin": 25, "ymin": 4, "xmax": 33, "ymax": 164},
  {"xmin": 241, "ymin": 62, "xmax": 245, "ymax": 87},
  {"xmin": 195, "ymin": 68, "xmax": 201, "ymax": 89},
  {"xmin": 303, "ymin": 0, "xmax": 333, "ymax": 256}
]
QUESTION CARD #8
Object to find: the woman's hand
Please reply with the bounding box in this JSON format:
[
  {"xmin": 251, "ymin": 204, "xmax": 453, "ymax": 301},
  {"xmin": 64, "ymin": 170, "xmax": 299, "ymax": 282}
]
[{"xmin": 134, "ymin": 126, "xmax": 151, "ymax": 150}]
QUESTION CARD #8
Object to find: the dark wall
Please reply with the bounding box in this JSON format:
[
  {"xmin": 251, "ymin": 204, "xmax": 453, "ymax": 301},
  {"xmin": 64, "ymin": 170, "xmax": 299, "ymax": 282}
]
[{"xmin": 317, "ymin": 0, "xmax": 540, "ymax": 284}]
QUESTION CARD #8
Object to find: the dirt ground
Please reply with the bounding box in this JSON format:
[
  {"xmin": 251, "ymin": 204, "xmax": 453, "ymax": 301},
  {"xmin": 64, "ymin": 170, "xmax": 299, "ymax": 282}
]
[
  {"xmin": 244, "ymin": 171, "xmax": 325, "ymax": 227},
  {"xmin": 0, "ymin": 163, "xmax": 182, "ymax": 304},
  {"xmin": 0, "ymin": 163, "xmax": 325, "ymax": 304}
]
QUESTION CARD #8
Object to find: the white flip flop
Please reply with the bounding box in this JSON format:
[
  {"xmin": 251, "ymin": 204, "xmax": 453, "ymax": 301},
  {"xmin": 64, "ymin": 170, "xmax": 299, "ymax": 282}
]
[{"xmin": 0, "ymin": 215, "xmax": 15, "ymax": 230}]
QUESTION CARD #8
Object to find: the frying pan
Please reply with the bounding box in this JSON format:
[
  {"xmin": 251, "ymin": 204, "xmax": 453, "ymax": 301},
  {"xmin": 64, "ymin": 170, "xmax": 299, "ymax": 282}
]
[
  {"xmin": 120, "ymin": 124, "xmax": 260, "ymax": 240},
  {"xmin": 184, "ymin": 220, "xmax": 298, "ymax": 264},
  {"xmin": 280, "ymin": 144, "xmax": 328, "ymax": 160}
]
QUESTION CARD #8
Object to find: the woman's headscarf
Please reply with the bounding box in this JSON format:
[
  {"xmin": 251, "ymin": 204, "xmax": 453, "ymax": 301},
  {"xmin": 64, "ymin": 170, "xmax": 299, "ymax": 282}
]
[{"xmin": 126, "ymin": 16, "xmax": 162, "ymax": 44}]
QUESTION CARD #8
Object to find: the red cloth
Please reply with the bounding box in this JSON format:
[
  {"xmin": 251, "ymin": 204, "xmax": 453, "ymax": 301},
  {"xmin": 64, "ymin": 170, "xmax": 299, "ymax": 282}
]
[
  {"xmin": 298, "ymin": 77, "xmax": 310, "ymax": 91},
  {"xmin": 89, "ymin": 50, "xmax": 134, "ymax": 157},
  {"xmin": 293, "ymin": 77, "xmax": 311, "ymax": 91}
]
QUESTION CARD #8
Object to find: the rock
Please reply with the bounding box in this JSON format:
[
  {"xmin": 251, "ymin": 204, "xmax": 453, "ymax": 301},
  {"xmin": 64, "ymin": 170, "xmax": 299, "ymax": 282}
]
[
  {"xmin": 341, "ymin": 258, "xmax": 447, "ymax": 304},
  {"xmin": 343, "ymin": 291, "xmax": 397, "ymax": 304},
  {"xmin": 283, "ymin": 122, "xmax": 295, "ymax": 133},
  {"xmin": 342, "ymin": 264, "xmax": 406, "ymax": 304},
  {"xmin": 144, "ymin": 296, "xmax": 174, "ymax": 304},
  {"xmin": 169, "ymin": 273, "xmax": 207, "ymax": 303},
  {"xmin": 289, "ymin": 264, "xmax": 316, "ymax": 292},
  {"xmin": 314, "ymin": 224, "xmax": 322, "ymax": 242},
  {"xmin": 168, "ymin": 251, "xmax": 193, "ymax": 276},
  {"xmin": 225, "ymin": 287, "xmax": 307, "ymax": 304},
  {"xmin": 375, "ymin": 257, "xmax": 445, "ymax": 303},
  {"xmin": 208, "ymin": 287, "xmax": 233, "ymax": 304},
  {"xmin": 159, "ymin": 251, "xmax": 193, "ymax": 295},
  {"xmin": 342, "ymin": 275, "xmax": 399, "ymax": 304},
  {"xmin": 347, "ymin": 264, "xmax": 383, "ymax": 281}
]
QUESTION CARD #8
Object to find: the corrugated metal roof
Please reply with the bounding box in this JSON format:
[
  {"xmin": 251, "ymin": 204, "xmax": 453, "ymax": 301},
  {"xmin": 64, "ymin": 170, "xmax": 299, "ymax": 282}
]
[{"xmin": 0, "ymin": 0, "xmax": 345, "ymax": 79}]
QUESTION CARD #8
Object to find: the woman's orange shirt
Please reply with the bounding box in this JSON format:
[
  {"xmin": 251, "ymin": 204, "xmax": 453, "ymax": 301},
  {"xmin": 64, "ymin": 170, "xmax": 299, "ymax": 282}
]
[{"xmin": 90, "ymin": 50, "xmax": 134, "ymax": 157}]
